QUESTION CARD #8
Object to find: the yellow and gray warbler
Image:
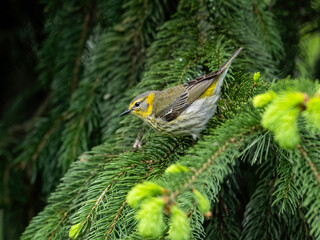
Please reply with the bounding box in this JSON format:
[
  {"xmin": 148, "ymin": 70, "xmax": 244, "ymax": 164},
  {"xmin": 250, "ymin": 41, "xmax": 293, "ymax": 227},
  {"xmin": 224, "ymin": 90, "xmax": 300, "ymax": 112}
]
[{"xmin": 120, "ymin": 48, "xmax": 242, "ymax": 139}]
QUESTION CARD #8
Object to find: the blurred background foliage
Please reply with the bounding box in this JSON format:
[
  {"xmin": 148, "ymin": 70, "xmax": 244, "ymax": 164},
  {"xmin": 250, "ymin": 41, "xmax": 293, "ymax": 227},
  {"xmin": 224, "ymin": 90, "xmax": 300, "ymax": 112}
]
[{"xmin": 0, "ymin": 0, "xmax": 319, "ymax": 239}]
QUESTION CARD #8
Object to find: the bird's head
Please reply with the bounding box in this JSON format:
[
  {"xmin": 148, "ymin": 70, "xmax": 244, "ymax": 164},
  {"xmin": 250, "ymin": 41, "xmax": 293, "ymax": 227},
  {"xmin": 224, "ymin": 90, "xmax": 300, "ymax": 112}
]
[{"xmin": 119, "ymin": 91, "xmax": 156, "ymax": 118}]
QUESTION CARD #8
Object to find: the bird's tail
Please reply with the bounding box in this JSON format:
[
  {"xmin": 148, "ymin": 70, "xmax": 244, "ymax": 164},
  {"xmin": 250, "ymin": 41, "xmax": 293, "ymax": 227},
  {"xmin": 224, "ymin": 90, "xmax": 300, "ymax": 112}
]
[
  {"xmin": 210, "ymin": 47, "xmax": 243, "ymax": 97},
  {"xmin": 218, "ymin": 47, "xmax": 243, "ymax": 73}
]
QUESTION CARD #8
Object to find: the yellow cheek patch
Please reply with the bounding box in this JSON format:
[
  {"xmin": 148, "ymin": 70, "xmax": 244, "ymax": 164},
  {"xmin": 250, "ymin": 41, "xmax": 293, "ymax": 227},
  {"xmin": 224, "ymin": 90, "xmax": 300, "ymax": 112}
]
[
  {"xmin": 132, "ymin": 92, "xmax": 155, "ymax": 118},
  {"xmin": 200, "ymin": 80, "xmax": 218, "ymax": 98},
  {"xmin": 141, "ymin": 92, "xmax": 155, "ymax": 117}
]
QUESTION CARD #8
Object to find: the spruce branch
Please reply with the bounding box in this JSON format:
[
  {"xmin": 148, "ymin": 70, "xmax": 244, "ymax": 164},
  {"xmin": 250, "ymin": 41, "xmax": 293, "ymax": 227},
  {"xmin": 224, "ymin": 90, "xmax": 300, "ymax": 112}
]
[
  {"xmin": 251, "ymin": 2, "xmax": 272, "ymax": 56},
  {"xmin": 298, "ymin": 207, "xmax": 312, "ymax": 240},
  {"xmin": 105, "ymin": 200, "xmax": 126, "ymax": 240},
  {"xmin": 264, "ymin": 177, "xmax": 277, "ymax": 236},
  {"xmin": 297, "ymin": 145, "xmax": 320, "ymax": 185},
  {"xmin": 284, "ymin": 171, "xmax": 294, "ymax": 200},
  {"xmin": 48, "ymin": 211, "xmax": 68, "ymax": 240},
  {"xmin": 49, "ymin": 165, "xmax": 101, "ymax": 240},
  {"xmin": 205, "ymin": 172, "xmax": 241, "ymax": 240},
  {"xmin": 177, "ymin": 59, "xmax": 198, "ymax": 85},
  {"xmin": 48, "ymin": 161, "xmax": 109, "ymax": 240},
  {"xmin": 30, "ymin": 113, "xmax": 67, "ymax": 164},
  {"xmin": 292, "ymin": 133, "xmax": 320, "ymax": 239},
  {"xmin": 72, "ymin": 11, "xmax": 91, "ymax": 93},
  {"xmin": 273, "ymin": 156, "xmax": 301, "ymax": 214},
  {"xmin": 59, "ymin": 74, "xmax": 101, "ymax": 171},
  {"xmin": 241, "ymin": 164, "xmax": 280, "ymax": 240},
  {"xmin": 170, "ymin": 137, "xmax": 244, "ymax": 201},
  {"xmin": 13, "ymin": 1, "xmax": 320, "ymax": 239},
  {"xmin": 86, "ymin": 175, "xmax": 121, "ymax": 220},
  {"xmin": 67, "ymin": 137, "xmax": 192, "ymax": 239},
  {"xmin": 21, "ymin": 154, "xmax": 112, "ymax": 240}
]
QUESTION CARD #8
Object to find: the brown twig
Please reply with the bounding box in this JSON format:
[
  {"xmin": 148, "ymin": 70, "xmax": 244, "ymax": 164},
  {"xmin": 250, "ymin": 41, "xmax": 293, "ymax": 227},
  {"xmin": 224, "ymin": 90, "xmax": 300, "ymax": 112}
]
[
  {"xmin": 30, "ymin": 113, "xmax": 67, "ymax": 164},
  {"xmin": 102, "ymin": 139, "xmax": 184, "ymax": 237},
  {"xmin": 170, "ymin": 137, "xmax": 244, "ymax": 200},
  {"xmin": 48, "ymin": 211, "xmax": 68, "ymax": 240},
  {"xmin": 252, "ymin": 1, "xmax": 269, "ymax": 47},
  {"xmin": 72, "ymin": 12, "xmax": 91, "ymax": 93},
  {"xmin": 71, "ymin": 75, "xmax": 100, "ymax": 159},
  {"xmin": 105, "ymin": 200, "xmax": 127, "ymax": 240},
  {"xmin": 264, "ymin": 177, "xmax": 277, "ymax": 235},
  {"xmin": 298, "ymin": 206, "xmax": 312, "ymax": 240},
  {"xmin": 86, "ymin": 172, "xmax": 125, "ymax": 221},
  {"xmin": 284, "ymin": 171, "xmax": 294, "ymax": 198},
  {"xmin": 48, "ymin": 156, "xmax": 114, "ymax": 239},
  {"xmin": 218, "ymin": 196, "xmax": 229, "ymax": 216},
  {"xmin": 0, "ymin": 94, "xmax": 51, "ymax": 148},
  {"xmin": 298, "ymin": 145, "xmax": 320, "ymax": 185}
]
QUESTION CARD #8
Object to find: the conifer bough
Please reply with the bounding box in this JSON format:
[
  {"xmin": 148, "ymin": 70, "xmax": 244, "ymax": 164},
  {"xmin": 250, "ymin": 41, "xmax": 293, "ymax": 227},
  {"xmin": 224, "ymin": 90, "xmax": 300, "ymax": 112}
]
[{"xmin": 253, "ymin": 82, "xmax": 320, "ymax": 149}]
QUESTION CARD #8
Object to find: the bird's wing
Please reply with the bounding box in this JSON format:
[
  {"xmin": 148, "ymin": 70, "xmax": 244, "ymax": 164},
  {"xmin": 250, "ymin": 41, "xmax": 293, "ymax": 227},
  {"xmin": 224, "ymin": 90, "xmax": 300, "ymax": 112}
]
[
  {"xmin": 185, "ymin": 71, "xmax": 220, "ymax": 104},
  {"xmin": 155, "ymin": 48, "xmax": 243, "ymax": 121},
  {"xmin": 158, "ymin": 72, "xmax": 219, "ymax": 121},
  {"xmin": 154, "ymin": 85, "xmax": 185, "ymax": 120}
]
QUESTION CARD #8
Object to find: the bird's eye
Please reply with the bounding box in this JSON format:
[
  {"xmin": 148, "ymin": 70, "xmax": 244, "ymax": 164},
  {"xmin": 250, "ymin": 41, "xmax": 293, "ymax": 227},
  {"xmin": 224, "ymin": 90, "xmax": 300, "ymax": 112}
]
[{"xmin": 135, "ymin": 102, "xmax": 140, "ymax": 107}]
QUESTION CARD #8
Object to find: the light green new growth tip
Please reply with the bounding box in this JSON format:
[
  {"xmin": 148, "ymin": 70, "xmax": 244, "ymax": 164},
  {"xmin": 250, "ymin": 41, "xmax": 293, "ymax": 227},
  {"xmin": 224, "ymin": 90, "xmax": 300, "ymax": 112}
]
[
  {"xmin": 168, "ymin": 205, "xmax": 190, "ymax": 240},
  {"xmin": 69, "ymin": 222, "xmax": 84, "ymax": 239},
  {"xmin": 253, "ymin": 91, "xmax": 277, "ymax": 108},
  {"xmin": 303, "ymin": 94, "xmax": 320, "ymax": 132},
  {"xmin": 165, "ymin": 163, "xmax": 190, "ymax": 174},
  {"xmin": 261, "ymin": 91, "xmax": 304, "ymax": 149},
  {"xmin": 193, "ymin": 189, "xmax": 211, "ymax": 215},
  {"xmin": 136, "ymin": 197, "xmax": 165, "ymax": 238},
  {"xmin": 253, "ymin": 72, "xmax": 261, "ymax": 84},
  {"xmin": 272, "ymin": 108, "xmax": 301, "ymax": 149},
  {"xmin": 127, "ymin": 182, "xmax": 165, "ymax": 208}
]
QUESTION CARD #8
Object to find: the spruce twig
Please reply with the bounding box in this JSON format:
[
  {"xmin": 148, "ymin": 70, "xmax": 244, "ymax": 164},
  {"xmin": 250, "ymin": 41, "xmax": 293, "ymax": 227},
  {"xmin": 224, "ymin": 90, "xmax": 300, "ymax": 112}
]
[{"xmin": 298, "ymin": 144, "xmax": 320, "ymax": 185}]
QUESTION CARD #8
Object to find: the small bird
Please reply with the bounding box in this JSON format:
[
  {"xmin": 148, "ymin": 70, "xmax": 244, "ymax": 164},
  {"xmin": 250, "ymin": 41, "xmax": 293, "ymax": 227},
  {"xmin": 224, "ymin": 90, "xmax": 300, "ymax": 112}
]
[{"xmin": 119, "ymin": 48, "xmax": 242, "ymax": 139}]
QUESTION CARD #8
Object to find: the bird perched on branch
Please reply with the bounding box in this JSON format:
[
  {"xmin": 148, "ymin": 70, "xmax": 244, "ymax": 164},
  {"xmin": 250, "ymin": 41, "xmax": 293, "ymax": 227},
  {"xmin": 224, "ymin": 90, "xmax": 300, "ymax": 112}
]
[{"xmin": 120, "ymin": 48, "xmax": 242, "ymax": 139}]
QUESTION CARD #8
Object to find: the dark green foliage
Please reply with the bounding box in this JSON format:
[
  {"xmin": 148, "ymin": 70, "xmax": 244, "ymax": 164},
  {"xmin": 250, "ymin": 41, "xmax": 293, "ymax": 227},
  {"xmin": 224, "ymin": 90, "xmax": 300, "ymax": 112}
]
[
  {"xmin": 205, "ymin": 172, "xmax": 241, "ymax": 240},
  {"xmin": 209, "ymin": 0, "xmax": 284, "ymax": 79},
  {"xmin": 1, "ymin": 0, "xmax": 320, "ymax": 239},
  {"xmin": 241, "ymin": 161, "xmax": 280, "ymax": 240}
]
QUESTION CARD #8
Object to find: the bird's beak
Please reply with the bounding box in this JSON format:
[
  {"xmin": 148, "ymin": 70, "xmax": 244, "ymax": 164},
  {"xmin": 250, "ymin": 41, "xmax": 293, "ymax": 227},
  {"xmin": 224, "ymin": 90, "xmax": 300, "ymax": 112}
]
[
  {"xmin": 219, "ymin": 47, "xmax": 243, "ymax": 72},
  {"xmin": 119, "ymin": 109, "xmax": 132, "ymax": 117}
]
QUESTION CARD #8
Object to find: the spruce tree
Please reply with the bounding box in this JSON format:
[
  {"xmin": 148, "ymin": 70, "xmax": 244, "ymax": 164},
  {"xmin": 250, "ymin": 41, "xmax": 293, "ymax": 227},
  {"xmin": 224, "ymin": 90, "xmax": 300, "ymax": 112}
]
[{"xmin": 1, "ymin": 0, "xmax": 320, "ymax": 239}]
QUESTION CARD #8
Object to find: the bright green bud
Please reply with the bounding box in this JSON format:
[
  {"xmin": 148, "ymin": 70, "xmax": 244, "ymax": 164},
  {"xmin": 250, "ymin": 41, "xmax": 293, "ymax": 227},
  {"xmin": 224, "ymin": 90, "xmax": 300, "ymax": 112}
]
[
  {"xmin": 253, "ymin": 72, "xmax": 261, "ymax": 84},
  {"xmin": 69, "ymin": 222, "xmax": 84, "ymax": 239},
  {"xmin": 277, "ymin": 91, "xmax": 304, "ymax": 108},
  {"xmin": 165, "ymin": 163, "xmax": 190, "ymax": 174},
  {"xmin": 136, "ymin": 197, "xmax": 165, "ymax": 238},
  {"xmin": 193, "ymin": 189, "xmax": 210, "ymax": 215},
  {"xmin": 253, "ymin": 91, "xmax": 277, "ymax": 108},
  {"xmin": 261, "ymin": 91, "xmax": 304, "ymax": 149},
  {"xmin": 168, "ymin": 205, "xmax": 190, "ymax": 240},
  {"xmin": 127, "ymin": 182, "xmax": 165, "ymax": 208},
  {"xmin": 273, "ymin": 108, "xmax": 301, "ymax": 149},
  {"xmin": 303, "ymin": 96, "xmax": 320, "ymax": 132}
]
